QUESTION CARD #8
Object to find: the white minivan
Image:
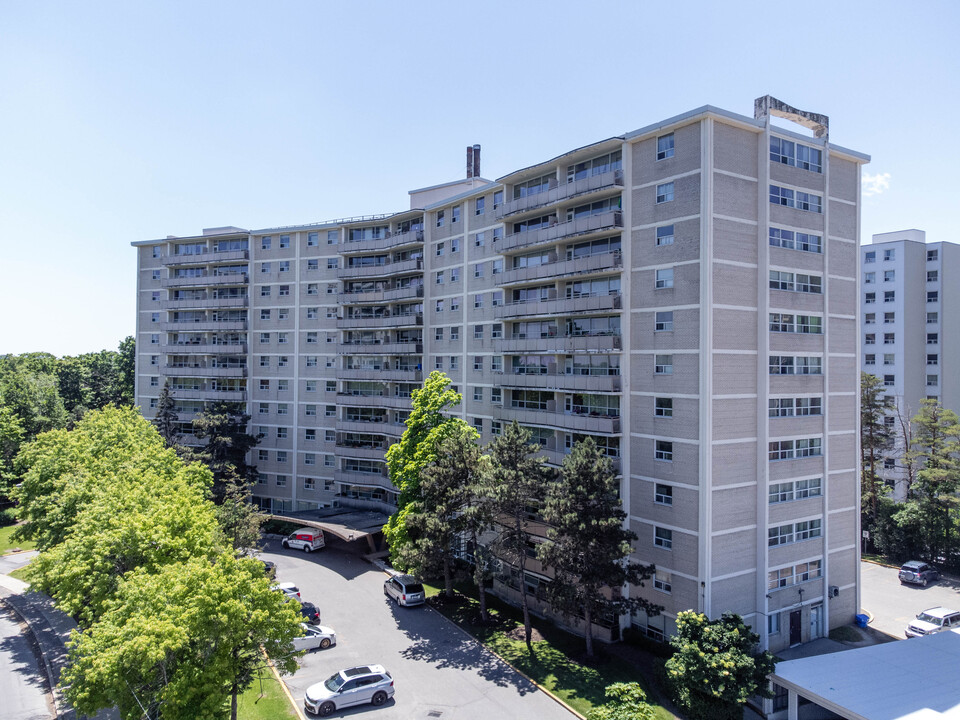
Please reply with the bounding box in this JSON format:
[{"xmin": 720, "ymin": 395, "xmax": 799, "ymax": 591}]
[{"xmin": 281, "ymin": 527, "xmax": 325, "ymax": 552}]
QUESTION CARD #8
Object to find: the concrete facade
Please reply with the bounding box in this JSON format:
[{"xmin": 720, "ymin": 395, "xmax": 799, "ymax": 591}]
[
  {"xmin": 859, "ymin": 231, "xmax": 960, "ymax": 498},
  {"xmin": 133, "ymin": 97, "xmax": 869, "ymax": 652}
]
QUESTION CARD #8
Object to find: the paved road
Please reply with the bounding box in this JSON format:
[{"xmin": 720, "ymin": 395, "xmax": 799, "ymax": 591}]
[
  {"xmin": 261, "ymin": 536, "xmax": 575, "ymax": 720},
  {"xmin": 0, "ymin": 601, "xmax": 54, "ymax": 720},
  {"xmin": 861, "ymin": 561, "xmax": 960, "ymax": 638}
]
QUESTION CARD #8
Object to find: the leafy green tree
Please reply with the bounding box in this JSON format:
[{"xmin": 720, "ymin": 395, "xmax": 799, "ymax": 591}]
[
  {"xmin": 63, "ymin": 554, "xmax": 303, "ymax": 720},
  {"xmin": 192, "ymin": 401, "xmax": 260, "ymax": 497},
  {"xmin": 586, "ymin": 682, "xmax": 655, "ymax": 720},
  {"xmin": 0, "ymin": 358, "xmax": 68, "ymax": 438},
  {"xmin": 666, "ymin": 611, "xmax": 776, "ymax": 720},
  {"xmin": 116, "ymin": 335, "xmax": 136, "ymax": 406},
  {"xmin": 384, "ymin": 371, "xmax": 461, "ymax": 566},
  {"xmin": 56, "ymin": 355, "xmax": 93, "ymax": 418},
  {"xmin": 538, "ymin": 438, "xmax": 658, "ymax": 657},
  {"xmin": 461, "ymin": 455, "xmax": 497, "ymax": 623},
  {"xmin": 860, "ymin": 372, "xmax": 892, "ymax": 549},
  {"xmin": 217, "ymin": 475, "xmax": 267, "ymax": 555},
  {"xmin": 487, "ymin": 421, "xmax": 552, "ymax": 648},
  {"xmin": 0, "ymin": 406, "xmax": 25, "ymax": 503},
  {"xmin": 152, "ymin": 381, "xmax": 181, "ymax": 447},
  {"xmin": 399, "ymin": 421, "xmax": 482, "ymax": 597}
]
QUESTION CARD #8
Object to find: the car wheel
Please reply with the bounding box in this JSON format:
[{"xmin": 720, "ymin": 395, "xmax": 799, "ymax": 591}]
[
  {"xmin": 383, "ymin": 584, "xmax": 389, "ymax": 596},
  {"xmin": 922, "ymin": 578, "xmax": 928, "ymax": 587},
  {"xmin": 319, "ymin": 638, "xmax": 331, "ymax": 649},
  {"xmin": 281, "ymin": 540, "xmax": 288, "ymax": 549},
  {"xmin": 304, "ymin": 545, "xmax": 312, "ymax": 553},
  {"xmin": 318, "ymin": 701, "xmax": 335, "ymax": 717},
  {"xmin": 372, "ymin": 691, "xmax": 388, "ymax": 707},
  {"xmin": 395, "ymin": 594, "xmax": 402, "ymax": 607}
]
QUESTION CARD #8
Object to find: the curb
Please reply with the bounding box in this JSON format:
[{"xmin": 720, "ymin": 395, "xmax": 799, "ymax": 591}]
[
  {"xmin": 262, "ymin": 647, "xmax": 306, "ymax": 720},
  {"xmin": 0, "ymin": 594, "xmax": 62, "ymax": 717}
]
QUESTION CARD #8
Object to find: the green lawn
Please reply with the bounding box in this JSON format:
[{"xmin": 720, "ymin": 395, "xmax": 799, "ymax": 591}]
[
  {"xmin": 424, "ymin": 584, "xmax": 674, "ymax": 720},
  {"xmin": 237, "ymin": 666, "xmax": 298, "ymax": 720},
  {"xmin": 0, "ymin": 525, "xmax": 35, "ymax": 555}
]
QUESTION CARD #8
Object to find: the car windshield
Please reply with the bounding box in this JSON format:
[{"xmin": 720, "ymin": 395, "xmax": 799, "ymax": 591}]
[
  {"xmin": 917, "ymin": 613, "xmax": 943, "ymax": 625},
  {"xmin": 324, "ymin": 673, "xmax": 346, "ymax": 692},
  {"xmin": 404, "ymin": 583, "xmax": 424, "ymax": 594}
]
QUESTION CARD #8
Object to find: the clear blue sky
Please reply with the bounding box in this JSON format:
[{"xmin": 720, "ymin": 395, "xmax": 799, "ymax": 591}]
[{"xmin": 1, "ymin": 0, "xmax": 957, "ymax": 356}]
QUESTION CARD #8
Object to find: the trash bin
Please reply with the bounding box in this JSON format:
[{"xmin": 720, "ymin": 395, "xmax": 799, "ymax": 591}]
[{"xmin": 855, "ymin": 614, "xmax": 869, "ymax": 628}]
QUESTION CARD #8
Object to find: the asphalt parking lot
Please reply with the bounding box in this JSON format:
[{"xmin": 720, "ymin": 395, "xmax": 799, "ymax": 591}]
[
  {"xmin": 861, "ymin": 560, "xmax": 960, "ymax": 638},
  {"xmin": 261, "ymin": 536, "xmax": 574, "ymax": 720}
]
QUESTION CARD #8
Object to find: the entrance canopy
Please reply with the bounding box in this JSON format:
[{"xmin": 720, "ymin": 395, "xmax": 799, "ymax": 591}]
[
  {"xmin": 771, "ymin": 629, "xmax": 960, "ymax": 719},
  {"xmin": 270, "ymin": 507, "xmax": 389, "ymax": 543}
]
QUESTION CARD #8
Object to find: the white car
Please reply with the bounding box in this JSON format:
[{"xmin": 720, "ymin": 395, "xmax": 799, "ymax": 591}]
[
  {"xmin": 905, "ymin": 607, "xmax": 960, "ymax": 638},
  {"xmin": 272, "ymin": 582, "xmax": 301, "ymax": 600},
  {"xmin": 304, "ymin": 664, "xmax": 394, "ymax": 716},
  {"xmin": 292, "ymin": 623, "xmax": 336, "ymax": 652}
]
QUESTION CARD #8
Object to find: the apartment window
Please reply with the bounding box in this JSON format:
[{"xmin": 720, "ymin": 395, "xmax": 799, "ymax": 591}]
[
  {"xmin": 884, "ymin": 249, "xmax": 894, "ymax": 261},
  {"xmin": 303, "ymin": 453, "xmax": 316, "ymax": 466},
  {"xmin": 928, "ymin": 291, "xmax": 939, "ymax": 303},
  {"xmin": 261, "ymin": 236, "xmax": 272, "ymax": 250},
  {"xmin": 655, "ymin": 355, "xmax": 673, "ymax": 375},
  {"xmin": 149, "ymin": 376, "xmax": 158, "ymax": 387},
  {"xmin": 435, "ymin": 328, "xmax": 444, "ymax": 341},
  {"xmin": 655, "ymin": 268, "xmax": 674, "ymax": 289},
  {"xmin": 258, "ymin": 450, "xmax": 269, "ymax": 462},
  {"xmin": 769, "ymin": 567, "xmax": 793, "ymax": 589},
  {"xmin": 796, "ymin": 478, "xmax": 822, "ymax": 498},
  {"xmin": 472, "ymin": 417, "xmax": 482, "ymax": 433},
  {"xmin": 451, "ymin": 237, "xmax": 460, "ymax": 253},
  {"xmin": 327, "ymin": 230, "xmax": 339, "ymax": 245},
  {"xmin": 325, "ymin": 429, "xmax": 335, "ymax": 442},
  {"xmin": 325, "ymin": 405, "xmax": 336, "ymax": 417},
  {"xmin": 883, "ymin": 290, "xmax": 895, "ymax": 303},
  {"xmin": 493, "ymin": 227, "xmax": 503, "ymax": 243},
  {"xmin": 451, "ymin": 267, "xmax": 460, "ymax": 282},
  {"xmin": 490, "ymin": 355, "xmax": 502, "ymax": 372},
  {"xmin": 927, "ymin": 375, "xmax": 939, "ymax": 387},
  {"xmin": 473, "ymin": 356, "xmax": 483, "ymax": 372},
  {"xmin": 304, "ymin": 380, "xmax": 316, "ymax": 392},
  {"xmin": 436, "ymin": 300, "xmax": 444, "ymax": 313},
  {"xmin": 656, "ymin": 133, "xmax": 675, "ymax": 160},
  {"xmin": 884, "ymin": 458, "xmax": 895, "ymax": 470},
  {"xmin": 492, "ymin": 291, "xmax": 503, "ymax": 307},
  {"xmin": 653, "ymin": 569, "xmax": 672, "ymax": 593},
  {"xmin": 656, "ymin": 224, "xmax": 674, "ymax": 246},
  {"xmin": 654, "ymin": 311, "xmax": 674, "ymax": 331},
  {"xmin": 452, "ymin": 206, "xmax": 461, "ymax": 223},
  {"xmin": 436, "ymin": 271, "xmax": 444, "ymax": 285},
  {"xmin": 278, "ymin": 332, "xmax": 289, "ymax": 344},
  {"xmin": 770, "ymin": 185, "xmax": 794, "ymax": 207},
  {"xmin": 796, "ymin": 438, "xmax": 821, "ymax": 457},
  {"xmin": 475, "ymin": 232, "xmax": 485, "ymax": 248},
  {"xmin": 450, "ymin": 356, "xmax": 459, "ymax": 370},
  {"xmin": 768, "ymin": 524, "xmax": 794, "ymax": 547},
  {"xmin": 325, "ymin": 380, "xmax": 336, "ymax": 392},
  {"xmin": 884, "ymin": 333, "xmax": 895, "ymax": 345},
  {"xmin": 475, "ymin": 196, "xmax": 485, "ymax": 216},
  {"xmin": 434, "ymin": 358, "xmax": 443, "ymax": 370},
  {"xmin": 493, "ymin": 190, "xmax": 503, "ymax": 209},
  {"xmin": 436, "ymin": 242, "xmax": 444, "ymax": 257},
  {"xmin": 451, "ymin": 326, "xmax": 460, "ymax": 340},
  {"xmin": 306, "ymin": 307, "xmax": 318, "ymax": 320},
  {"xmin": 302, "ymin": 477, "xmax": 316, "ymax": 491},
  {"xmin": 491, "ymin": 420, "xmax": 502, "ymax": 436},
  {"xmin": 307, "ymin": 259, "xmax": 318, "ymax": 271},
  {"xmin": 473, "ymin": 387, "xmax": 483, "ymax": 402},
  {"xmin": 436, "ymin": 210, "xmax": 445, "ymax": 227},
  {"xmin": 259, "ymin": 379, "xmax": 270, "ymax": 391},
  {"xmin": 474, "ymin": 325, "xmax": 484, "ymax": 340},
  {"xmin": 769, "ymin": 227, "xmax": 822, "ymax": 254},
  {"xmin": 276, "ymin": 427, "xmax": 288, "ymax": 439},
  {"xmin": 276, "ymin": 260, "xmax": 289, "ymax": 273},
  {"xmin": 474, "ymin": 263, "xmax": 484, "ymax": 278},
  {"xmin": 928, "ymin": 249, "xmax": 939, "ymax": 262},
  {"xmin": 325, "ymin": 258, "xmax": 337, "ymax": 270},
  {"xmin": 258, "ymin": 403, "xmax": 269, "ymax": 415},
  {"xmin": 278, "ymin": 285, "xmax": 290, "ymax": 296},
  {"xmin": 769, "ymin": 398, "xmax": 794, "ymax": 417},
  {"xmin": 150, "ymin": 333, "xmax": 159, "ymax": 344},
  {"xmin": 927, "ymin": 354, "xmax": 938, "ymax": 366},
  {"xmin": 864, "ymin": 293, "xmax": 875, "ymax": 304},
  {"xmin": 474, "ymin": 294, "xmax": 484, "ymax": 309},
  {"xmin": 795, "ymin": 519, "xmax": 821, "ymax": 541},
  {"xmin": 770, "ymin": 137, "xmax": 822, "ymax": 172},
  {"xmin": 305, "ymin": 404, "xmax": 317, "ymax": 416},
  {"xmin": 276, "ymin": 474, "xmax": 287, "ymax": 486},
  {"xmin": 928, "ymin": 270, "xmax": 939, "ymax": 282},
  {"xmin": 149, "ymin": 355, "xmax": 158, "ymax": 366},
  {"xmin": 796, "ymin": 398, "xmax": 822, "ymax": 416},
  {"xmin": 491, "ymin": 388, "xmax": 502, "ymax": 404},
  {"xmin": 259, "ymin": 333, "xmax": 270, "ymax": 344},
  {"xmin": 655, "ymin": 440, "xmax": 673, "ymax": 462},
  {"xmin": 864, "ymin": 272, "xmax": 875, "ymax": 284},
  {"xmin": 928, "ymin": 333, "xmax": 939, "ymax": 345},
  {"xmin": 304, "ymin": 430, "xmax": 316, "ymax": 445},
  {"xmin": 864, "ymin": 251, "xmax": 876, "ymax": 263},
  {"xmin": 151, "ymin": 291, "xmax": 160, "ymax": 302},
  {"xmin": 769, "ymin": 440, "xmax": 794, "ymax": 461},
  {"xmin": 260, "ymin": 286, "xmax": 271, "ymax": 298},
  {"xmin": 768, "ymin": 614, "xmax": 781, "ymax": 635},
  {"xmin": 769, "ymin": 482, "xmax": 794, "ymax": 504},
  {"xmin": 307, "ymin": 232, "xmax": 318, "ymax": 246},
  {"xmin": 656, "ymin": 182, "xmax": 674, "ymax": 203},
  {"xmin": 151, "ymin": 270, "xmax": 161, "ymax": 281},
  {"xmin": 260, "ymin": 309, "xmax": 271, "ymax": 321},
  {"xmin": 884, "ymin": 374, "xmax": 895, "ymax": 387},
  {"xmin": 305, "ymin": 332, "xmax": 318, "ymax": 344},
  {"xmin": 655, "ymin": 397, "xmax": 673, "ymax": 418},
  {"xmin": 884, "ymin": 312, "xmax": 895, "ymax": 324},
  {"xmin": 884, "ymin": 270, "xmax": 895, "ymax": 282},
  {"xmin": 277, "ymin": 403, "xmax": 289, "ymax": 416},
  {"xmin": 306, "ymin": 356, "xmax": 317, "ymax": 367},
  {"xmin": 492, "ymin": 323, "xmax": 503, "ymax": 339},
  {"xmin": 883, "ymin": 416, "xmax": 895, "ymax": 429},
  {"xmin": 655, "ymin": 483, "xmax": 673, "ymax": 505},
  {"xmin": 150, "ymin": 312, "xmax": 159, "ymax": 323},
  {"xmin": 654, "ymin": 527, "xmax": 673, "ymax": 550}
]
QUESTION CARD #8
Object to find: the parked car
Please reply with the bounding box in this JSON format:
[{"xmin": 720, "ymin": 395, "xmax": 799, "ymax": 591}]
[
  {"xmin": 383, "ymin": 574, "xmax": 425, "ymax": 607},
  {"xmin": 260, "ymin": 560, "xmax": 277, "ymax": 578},
  {"xmin": 899, "ymin": 561, "xmax": 940, "ymax": 587},
  {"xmin": 292, "ymin": 623, "xmax": 336, "ymax": 652},
  {"xmin": 282, "ymin": 527, "xmax": 325, "ymax": 553},
  {"xmin": 299, "ymin": 601, "xmax": 321, "ymax": 625},
  {"xmin": 905, "ymin": 607, "xmax": 960, "ymax": 637},
  {"xmin": 272, "ymin": 582, "xmax": 301, "ymax": 600},
  {"xmin": 304, "ymin": 664, "xmax": 394, "ymax": 716}
]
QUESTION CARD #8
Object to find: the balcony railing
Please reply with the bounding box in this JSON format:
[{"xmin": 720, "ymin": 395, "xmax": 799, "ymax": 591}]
[
  {"xmin": 337, "ymin": 285, "xmax": 423, "ymax": 305},
  {"xmin": 334, "ymin": 444, "xmax": 389, "ymax": 461},
  {"xmin": 495, "ymin": 292, "xmax": 621, "ymax": 319},
  {"xmin": 495, "ymin": 406, "xmax": 621, "ymax": 434},
  {"xmin": 335, "ymin": 419, "xmax": 407, "ymax": 437},
  {"xmin": 340, "ymin": 229, "xmax": 424, "ymax": 254},
  {"xmin": 333, "ymin": 469, "xmax": 393, "ymax": 490},
  {"xmin": 500, "ymin": 211, "xmax": 622, "ymax": 253},
  {"xmin": 162, "ymin": 365, "xmax": 247, "ymax": 378},
  {"xmin": 499, "ymin": 250, "xmax": 622, "ymax": 286},
  {"xmin": 336, "ymin": 313, "xmax": 423, "ymax": 329},
  {"xmin": 337, "ymin": 393, "xmax": 413, "ymax": 410},
  {"xmin": 338, "ymin": 368, "xmax": 423, "ymax": 383},
  {"xmin": 168, "ymin": 387, "xmax": 246, "ymax": 402},
  {"xmin": 161, "ymin": 249, "xmax": 249, "ymax": 266},
  {"xmin": 337, "ymin": 257, "xmax": 423, "ymax": 280},
  {"xmin": 160, "ymin": 296, "xmax": 248, "ymax": 310},
  {"xmin": 160, "ymin": 320, "xmax": 248, "ymax": 332},
  {"xmin": 497, "ymin": 170, "xmax": 624, "ymax": 219},
  {"xmin": 161, "ymin": 273, "xmax": 249, "ymax": 288},
  {"xmin": 335, "ymin": 496, "xmax": 398, "ymax": 514},
  {"xmin": 337, "ymin": 341, "xmax": 423, "ymax": 355},
  {"xmin": 163, "ymin": 343, "xmax": 248, "ymax": 354},
  {"xmin": 495, "ymin": 371, "xmax": 621, "ymax": 393},
  {"xmin": 496, "ymin": 334, "xmax": 621, "ymax": 354}
]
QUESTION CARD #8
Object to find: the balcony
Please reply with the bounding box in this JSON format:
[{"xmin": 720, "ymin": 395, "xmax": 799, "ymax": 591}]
[
  {"xmin": 538, "ymin": 447, "xmax": 621, "ymax": 474},
  {"xmin": 160, "ymin": 320, "xmax": 248, "ymax": 332},
  {"xmin": 338, "ymin": 285, "xmax": 423, "ymax": 305},
  {"xmin": 340, "ymin": 229, "xmax": 424, "ymax": 254},
  {"xmin": 335, "ymin": 418, "xmax": 406, "ymax": 437},
  {"xmin": 163, "ymin": 365, "xmax": 247, "ymax": 378},
  {"xmin": 496, "ymin": 334, "xmax": 621, "ymax": 354},
  {"xmin": 500, "ymin": 211, "xmax": 622, "ymax": 253},
  {"xmin": 337, "ymin": 313, "xmax": 422, "ymax": 330},
  {"xmin": 337, "ymin": 393, "xmax": 414, "ymax": 410},
  {"xmin": 334, "ymin": 444, "xmax": 388, "ymax": 461},
  {"xmin": 337, "ymin": 341, "xmax": 423, "ymax": 355},
  {"xmin": 495, "ymin": 292, "xmax": 621, "ymax": 320},
  {"xmin": 161, "ymin": 273, "xmax": 248, "ymax": 288},
  {"xmin": 160, "ymin": 296, "xmax": 248, "ymax": 310},
  {"xmin": 162, "ymin": 343, "xmax": 248, "ymax": 354},
  {"xmin": 333, "ymin": 469, "xmax": 393, "ymax": 491},
  {"xmin": 162, "ymin": 249, "xmax": 249, "ymax": 267},
  {"xmin": 168, "ymin": 387, "xmax": 246, "ymax": 402},
  {"xmin": 497, "ymin": 170, "xmax": 624, "ymax": 219},
  {"xmin": 495, "ymin": 371, "xmax": 621, "ymax": 393},
  {"xmin": 495, "ymin": 406, "xmax": 621, "ymax": 434},
  {"xmin": 500, "ymin": 251, "xmax": 622, "ymax": 286},
  {"xmin": 337, "ymin": 257, "xmax": 423, "ymax": 280},
  {"xmin": 338, "ymin": 368, "xmax": 423, "ymax": 383},
  {"xmin": 335, "ymin": 496, "xmax": 398, "ymax": 514}
]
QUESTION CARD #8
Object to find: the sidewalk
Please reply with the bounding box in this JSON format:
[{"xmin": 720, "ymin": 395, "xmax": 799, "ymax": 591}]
[{"xmin": 0, "ymin": 569, "xmax": 117, "ymax": 720}]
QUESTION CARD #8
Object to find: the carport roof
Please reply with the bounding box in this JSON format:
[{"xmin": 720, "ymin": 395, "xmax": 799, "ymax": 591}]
[
  {"xmin": 771, "ymin": 629, "xmax": 960, "ymax": 719},
  {"xmin": 270, "ymin": 508, "xmax": 389, "ymax": 542}
]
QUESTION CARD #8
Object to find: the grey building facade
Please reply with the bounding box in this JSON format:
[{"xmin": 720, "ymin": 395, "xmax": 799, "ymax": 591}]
[{"xmin": 134, "ymin": 97, "xmax": 868, "ymax": 651}]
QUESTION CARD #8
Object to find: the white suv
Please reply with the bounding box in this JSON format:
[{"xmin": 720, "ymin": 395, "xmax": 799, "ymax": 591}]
[
  {"xmin": 906, "ymin": 607, "xmax": 960, "ymax": 638},
  {"xmin": 304, "ymin": 664, "xmax": 394, "ymax": 716}
]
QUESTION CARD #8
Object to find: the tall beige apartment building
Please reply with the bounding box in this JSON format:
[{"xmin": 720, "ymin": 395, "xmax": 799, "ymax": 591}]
[{"xmin": 133, "ymin": 96, "xmax": 868, "ymax": 652}]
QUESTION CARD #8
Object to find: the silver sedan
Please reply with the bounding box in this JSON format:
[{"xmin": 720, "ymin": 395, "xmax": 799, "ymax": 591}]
[{"xmin": 293, "ymin": 623, "xmax": 337, "ymax": 652}]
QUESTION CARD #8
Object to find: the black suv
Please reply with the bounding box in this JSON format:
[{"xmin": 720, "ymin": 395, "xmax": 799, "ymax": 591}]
[{"xmin": 899, "ymin": 560, "xmax": 940, "ymax": 587}]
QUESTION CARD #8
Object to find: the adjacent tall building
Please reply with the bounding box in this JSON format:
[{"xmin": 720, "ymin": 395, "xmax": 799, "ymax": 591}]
[
  {"xmin": 133, "ymin": 96, "xmax": 869, "ymax": 652},
  {"xmin": 859, "ymin": 230, "xmax": 960, "ymax": 497}
]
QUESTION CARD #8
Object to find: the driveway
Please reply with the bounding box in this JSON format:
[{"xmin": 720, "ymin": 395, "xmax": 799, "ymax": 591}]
[
  {"xmin": 0, "ymin": 599, "xmax": 54, "ymax": 720},
  {"xmin": 861, "ymin": 561, "xmax": 960, "ymax": 638},
  {"xmin": 262, "ymin": 536, "xmax": 575, "ymax": 720}
]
